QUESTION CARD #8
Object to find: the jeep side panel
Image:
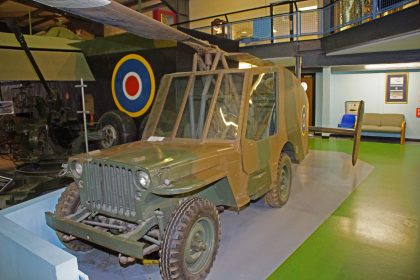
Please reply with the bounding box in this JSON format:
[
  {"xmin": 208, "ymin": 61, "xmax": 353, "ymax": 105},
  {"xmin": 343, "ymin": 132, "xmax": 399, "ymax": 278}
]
[{"xmin": 282, "ymin": 68, "xmax": 309, "ymax": 163}]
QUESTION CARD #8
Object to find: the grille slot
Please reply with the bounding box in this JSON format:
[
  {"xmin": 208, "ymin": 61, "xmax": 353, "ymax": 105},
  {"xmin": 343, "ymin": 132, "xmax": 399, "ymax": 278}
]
[{"xmin": 84, "ymin": 162, "xmax": 136, "ymax": 217}]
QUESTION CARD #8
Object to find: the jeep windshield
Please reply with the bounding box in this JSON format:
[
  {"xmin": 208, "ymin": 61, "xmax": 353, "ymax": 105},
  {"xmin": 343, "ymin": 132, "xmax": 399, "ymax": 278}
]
[{"xmin": 145, "ymin": 71, "xmax": 245, "ymax": 141}]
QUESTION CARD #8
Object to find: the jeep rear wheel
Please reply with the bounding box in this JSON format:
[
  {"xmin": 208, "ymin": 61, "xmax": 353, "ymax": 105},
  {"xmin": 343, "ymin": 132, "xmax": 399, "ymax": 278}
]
[
  {"xmin": 160, "ymin": 198, "xmax": 221, "ymax": 280},
  {"xmin": 265, "ymin": 153, "xmax": 292, "ymax": 208},
  {"xmin": 55, "ymin": 183, "xmax": 92, "ymax": 251}
]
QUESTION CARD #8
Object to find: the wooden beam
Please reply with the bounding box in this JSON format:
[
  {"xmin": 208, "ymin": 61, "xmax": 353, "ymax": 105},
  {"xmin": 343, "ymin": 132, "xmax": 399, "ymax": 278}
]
[
  {"xmin": 309, "ymin": 127, "xmax": 355, "ymax": 136},
  {"xmin": 30, "ymin": 15, "xmax": 61, "ymax": 28},
  {"xmin": 18, "ymin": 9, "xmax": 43, "ymax": 22}
]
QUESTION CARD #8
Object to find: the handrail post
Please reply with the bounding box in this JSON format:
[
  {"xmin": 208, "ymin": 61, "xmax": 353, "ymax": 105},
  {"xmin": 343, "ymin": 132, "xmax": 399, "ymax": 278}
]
[
  {"xmin": 270, "ymin": 4, "xmax": 274, "ymax": 43},
  {"xmin": 227, "ymin": 23, "xmax": 232, "ymax": 40},
  {"xmin": 289, "ymin": 2, "xmax": 294, "ymax": 41},
  {"xmin": 297, "ymin": 11, "xmax": 301, "ymax": 39},
  {"xmin": 372, "ymin": 0, "xmax": 378, "ymax": 19}
]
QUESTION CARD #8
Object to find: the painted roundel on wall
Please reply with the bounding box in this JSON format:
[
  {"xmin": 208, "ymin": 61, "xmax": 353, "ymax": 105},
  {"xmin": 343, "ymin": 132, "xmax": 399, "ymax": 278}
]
[{"xmin": 111, "ymin": 54, "xmax": 155, "ymax": 118}]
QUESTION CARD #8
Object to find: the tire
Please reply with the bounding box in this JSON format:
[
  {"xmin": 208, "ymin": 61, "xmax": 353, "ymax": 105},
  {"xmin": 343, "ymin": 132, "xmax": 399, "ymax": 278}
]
[
  {"xmin": 55, "ymin": 183, "xmax": 93, "ymax": 251},
  {"xmin": 98, "ymin": 110, "xmax": 136, "ymax": 149},
  {"xmin": 265, "ymin": 153, "xmax": 292, "ymax": 208},
  {"xmin": 160, "ymin": 198, "xmax": 221, "ymax": 280}
]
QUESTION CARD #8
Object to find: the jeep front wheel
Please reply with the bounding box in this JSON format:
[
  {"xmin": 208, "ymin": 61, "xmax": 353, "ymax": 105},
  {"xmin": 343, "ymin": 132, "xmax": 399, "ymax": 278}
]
[
  {"xmin": 55, "ymin": 183, "xmax": 92, "ymax": 251},
  {"xmin": 160, "ymin": 198, "xmax": 221, "ymax": 280},
  {"xmin": 265, "ymin": 153, "xmax": 292, "ymax": 208}
]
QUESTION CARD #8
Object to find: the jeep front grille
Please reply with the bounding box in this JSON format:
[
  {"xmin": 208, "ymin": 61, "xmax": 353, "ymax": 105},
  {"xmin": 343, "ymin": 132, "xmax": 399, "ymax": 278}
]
[{"xmin": 83, "ymin": 162, "xmax": 137, "ymax": 217}]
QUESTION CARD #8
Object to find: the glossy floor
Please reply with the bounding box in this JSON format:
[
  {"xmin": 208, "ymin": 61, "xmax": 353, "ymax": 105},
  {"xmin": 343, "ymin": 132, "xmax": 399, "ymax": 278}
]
[{"xmin": 269, "ymin": 137, "xmax": 420, "ymax": 280}]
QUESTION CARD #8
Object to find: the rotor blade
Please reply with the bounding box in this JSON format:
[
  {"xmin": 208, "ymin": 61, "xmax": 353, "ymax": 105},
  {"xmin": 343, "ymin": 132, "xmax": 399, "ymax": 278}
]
[
  {"xmin": 31, "ymin": 0, "xmax": 210, "ymax": 48},
  {"xmin": 309, "ymin": 100, "xmax": 364, "ymax": 166},
  {"xmin": 225, "ymin": 52, "xmax": 274, "ymax": 66},
  {"xmin": 352, "ymin": 100, "xmax": 364, "ymax": 166},
  {"xmin": 308, "ymin": 127, "xmax": 354, "ymax": 135}
]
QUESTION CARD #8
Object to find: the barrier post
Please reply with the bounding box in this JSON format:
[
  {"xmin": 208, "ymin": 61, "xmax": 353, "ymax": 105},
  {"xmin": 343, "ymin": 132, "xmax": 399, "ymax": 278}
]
[{"xmin": 372, "ymin": 0, "xmax": 378, "ymax": 19}]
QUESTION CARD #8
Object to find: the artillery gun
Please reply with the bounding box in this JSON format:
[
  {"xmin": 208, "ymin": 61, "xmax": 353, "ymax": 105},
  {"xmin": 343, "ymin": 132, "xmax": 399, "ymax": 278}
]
[{"xmin": 0, "ymin": 84, "xmax": 137, "ymax": 207}]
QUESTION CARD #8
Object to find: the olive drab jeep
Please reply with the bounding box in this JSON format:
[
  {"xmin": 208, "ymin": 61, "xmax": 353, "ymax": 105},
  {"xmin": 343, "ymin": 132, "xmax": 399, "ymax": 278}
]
[{"xmin": 46, "ymin": 65, "xmax": 309, "ymax": 279}]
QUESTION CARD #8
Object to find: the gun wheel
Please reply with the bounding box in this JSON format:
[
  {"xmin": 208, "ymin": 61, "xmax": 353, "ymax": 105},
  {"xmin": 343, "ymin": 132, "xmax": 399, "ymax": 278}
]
[
  {"xmin": 55, "ymin": 182, "xmax": 92, "ymax": 251},
  {"xmin": 265, "ymin": 153, "xmax": 292, "ymax": 208},
  {"xmin": 160, "ymin": 198, "xmax": 220, "ymax": 280},
  {"xmin": 98, "ymin": 110, "xmax": 136, "ymax": 149}
]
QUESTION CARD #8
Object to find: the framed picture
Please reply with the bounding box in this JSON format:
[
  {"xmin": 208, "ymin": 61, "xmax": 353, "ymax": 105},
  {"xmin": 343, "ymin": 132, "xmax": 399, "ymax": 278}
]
[
  {"xmin": 345, "ymin": 101, "xmax": 361, "ymax": 115},
  {"xmin": 385, "ymin": 73, "xmax": 408, "ymax": 104}
]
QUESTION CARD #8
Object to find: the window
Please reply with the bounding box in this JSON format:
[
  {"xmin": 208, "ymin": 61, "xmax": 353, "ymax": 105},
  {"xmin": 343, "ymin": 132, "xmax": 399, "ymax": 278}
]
[
  {"xmin": 245, "ymin": 72, "xmax": 277, "ymax": 141},
  {"xmin": 176, "ymin": 75, "xmax": 217, "ymax": 139},
  {"xmin": 207, "ymin": 73, "xmax": 244, "ymax": 140},
  {"xmin": 155, "ymin": 76, "xmax": 189, "ymax": 137}
]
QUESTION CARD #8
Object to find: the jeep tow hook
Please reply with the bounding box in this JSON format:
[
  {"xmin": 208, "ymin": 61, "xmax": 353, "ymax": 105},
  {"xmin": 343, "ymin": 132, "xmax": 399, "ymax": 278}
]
[
  {"xmin": 62, "ymin": 234, "xmax": 76, "ymax": 242},
  {"xmin": 119, "ymin": 253, "xmax": 135, "ymax": 265}
]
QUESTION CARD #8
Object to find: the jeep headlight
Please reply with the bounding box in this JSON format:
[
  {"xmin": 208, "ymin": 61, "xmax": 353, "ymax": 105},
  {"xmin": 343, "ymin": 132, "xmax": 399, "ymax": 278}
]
[
  {"xmin": 137, "ymin": 171, "xmax": 150, "ymax": 189},
  {"xmin": 69, "ymin": 160, "xmax": 83, "ymax": 178}
]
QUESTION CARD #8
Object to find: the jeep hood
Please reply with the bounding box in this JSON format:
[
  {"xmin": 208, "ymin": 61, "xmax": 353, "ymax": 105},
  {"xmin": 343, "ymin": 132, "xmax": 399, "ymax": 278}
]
[{"xmin": 84, "ymin": 141, "xmax": 236, "ymax": 174}]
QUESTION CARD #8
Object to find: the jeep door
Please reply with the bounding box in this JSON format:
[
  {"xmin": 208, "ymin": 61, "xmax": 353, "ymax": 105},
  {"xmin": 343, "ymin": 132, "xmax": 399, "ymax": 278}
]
[{"xmin": 241, "ymin": 71, "xmax": 279, "ymax": 198}]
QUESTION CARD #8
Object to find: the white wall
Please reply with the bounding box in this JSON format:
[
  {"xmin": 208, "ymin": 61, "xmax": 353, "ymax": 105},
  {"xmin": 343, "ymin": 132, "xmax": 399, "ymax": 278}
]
[
  {"xmin": 315, "ymin": 72, "xmax": 323, "ymax": 126},
  {"xmin": 326, "ymin": 71, "xmax": 420, "ymax": 139}
]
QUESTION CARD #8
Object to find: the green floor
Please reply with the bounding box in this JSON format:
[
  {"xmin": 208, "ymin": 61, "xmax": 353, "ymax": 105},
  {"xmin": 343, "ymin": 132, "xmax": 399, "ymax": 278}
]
[{"xmin": 268, "ymin": 137, "xmax": 420, "ymax": 280}]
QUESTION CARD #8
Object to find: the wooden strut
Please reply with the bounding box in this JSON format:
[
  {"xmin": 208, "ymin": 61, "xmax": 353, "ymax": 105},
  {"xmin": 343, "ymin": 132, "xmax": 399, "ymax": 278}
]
[
  {"xmin": 192, "ymin": 53, "xmax": 199, "ymax": 72},
  {"xmin": 188, "ymin": 50, "xmax": 233, "ymax": 138},
  {"xmin": 192, "ymin": 51, "xmax": 231, "ymax": 72}
]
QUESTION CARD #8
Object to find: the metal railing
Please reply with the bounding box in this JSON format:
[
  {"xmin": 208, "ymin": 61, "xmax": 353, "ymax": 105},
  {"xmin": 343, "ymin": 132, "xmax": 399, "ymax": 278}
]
[{"xmin": 186, "ymin": 0, "xmax": 418, "ymax": 45}]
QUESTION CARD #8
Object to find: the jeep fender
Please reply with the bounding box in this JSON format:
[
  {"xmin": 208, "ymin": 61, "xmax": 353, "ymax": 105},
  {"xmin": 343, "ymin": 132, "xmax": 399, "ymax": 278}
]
[{"xmin": 150, "ymin": 170, "xmax": 238, "ymax": 208}]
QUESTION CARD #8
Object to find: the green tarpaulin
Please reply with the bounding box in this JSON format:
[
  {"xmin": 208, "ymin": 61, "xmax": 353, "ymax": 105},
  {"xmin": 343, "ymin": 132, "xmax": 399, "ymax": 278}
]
[{"xmin": 0, "ymin": 32, "xmax": 95, "ymax": 81}]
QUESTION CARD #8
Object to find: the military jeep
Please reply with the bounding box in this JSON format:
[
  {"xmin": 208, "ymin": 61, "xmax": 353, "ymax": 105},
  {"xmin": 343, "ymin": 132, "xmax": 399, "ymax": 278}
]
[{"xmin": 46, "ymin": 65, "xmax": 308, "ymax": 279}]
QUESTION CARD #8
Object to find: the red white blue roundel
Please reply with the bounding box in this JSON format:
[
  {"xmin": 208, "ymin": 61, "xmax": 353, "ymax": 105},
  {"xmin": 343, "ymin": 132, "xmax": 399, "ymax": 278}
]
[
  {"xmin": 111, "ymin": 54, "xmax": 155, "ymax": 118},
  {"xmin": 301, "ymin": 105, "xmax": 307, "ymax": 135}
]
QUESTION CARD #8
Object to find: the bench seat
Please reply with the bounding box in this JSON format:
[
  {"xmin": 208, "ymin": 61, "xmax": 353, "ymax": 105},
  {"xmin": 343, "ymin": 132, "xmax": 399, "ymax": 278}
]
[{"xmin": 362, "ymin": 113, "xmax": 406, "ymax": 144}]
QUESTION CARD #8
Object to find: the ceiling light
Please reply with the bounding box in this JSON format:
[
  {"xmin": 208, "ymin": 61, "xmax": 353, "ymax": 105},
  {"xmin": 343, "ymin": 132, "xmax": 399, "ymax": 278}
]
[
  {"xmin": 364, "ymin": 62, "xmax": 420, "ymax": 70},
  {"xmin": 299, "ymin": 5, "xmax": 317, "ymax": 11}
]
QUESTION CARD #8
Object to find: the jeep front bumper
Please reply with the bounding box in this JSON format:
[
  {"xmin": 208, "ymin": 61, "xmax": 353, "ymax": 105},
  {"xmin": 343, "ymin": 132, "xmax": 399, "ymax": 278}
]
[{"xmin": 45, "ymin": 212, "xmax": 146, "ymax": 259}]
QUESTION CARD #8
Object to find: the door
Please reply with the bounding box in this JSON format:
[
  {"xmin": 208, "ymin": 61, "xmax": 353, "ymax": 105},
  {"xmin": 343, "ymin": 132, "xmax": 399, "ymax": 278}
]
[
  {"xmin": 301, "ymin": 74, "xmax": 314, "ymax": 126},
  {"xmin": 242, "ymin": 72, "xmax": 278, "ymax": 197}
]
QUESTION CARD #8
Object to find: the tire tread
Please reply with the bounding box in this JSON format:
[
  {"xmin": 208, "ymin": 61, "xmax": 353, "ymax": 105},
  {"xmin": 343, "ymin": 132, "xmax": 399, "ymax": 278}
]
[
  {"xmin": 55, "ymin": 183, "xmax": 92, "ymax": 251},
  {"xmin": 265, "ymin": 153, "xmax": 292, "ymax": 208},
  {"xmin": 160, "ymin": 198, "xmax": 221, "ymax": 280}
]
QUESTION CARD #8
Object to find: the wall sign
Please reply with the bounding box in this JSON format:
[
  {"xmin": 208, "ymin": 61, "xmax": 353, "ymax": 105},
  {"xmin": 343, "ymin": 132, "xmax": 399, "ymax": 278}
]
[
  {"xmin": 153, "ymin": 9, "xmax": 177, "ymax": 25},
  {"xmin": 0, "ymin": 101, "xmax": 14, "ymax": 115},
  {"xmin": 385, "ymin": 73, "xmax": 408, "ymax": 104},
  {"xmin": 345, "ymin": 101, "xmax": 361, "ymax": 115},
  {"xmin": 416, "ymin": 108, "xmax": 420, "ymax": 118},
  {"xmin": 111, "ymin": 54, "xmax": 155, "ymax": 118}
]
